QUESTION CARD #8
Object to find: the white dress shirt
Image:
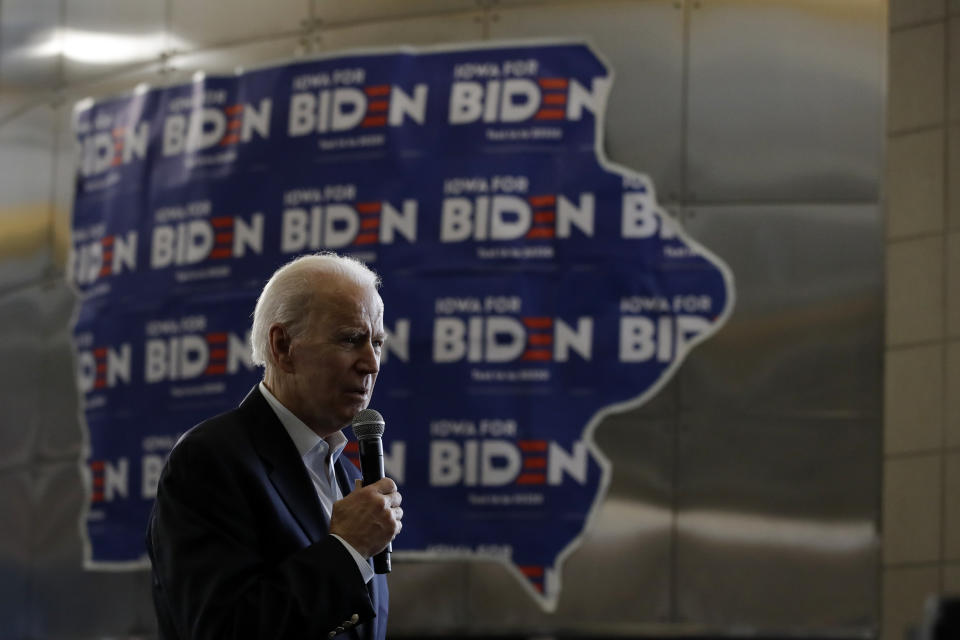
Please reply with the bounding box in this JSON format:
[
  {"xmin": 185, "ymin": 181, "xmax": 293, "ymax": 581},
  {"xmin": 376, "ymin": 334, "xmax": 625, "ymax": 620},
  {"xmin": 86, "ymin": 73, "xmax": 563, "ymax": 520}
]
[{"xmin": 258, "ymin": 382, "xmax": 374, "ymax": 584}]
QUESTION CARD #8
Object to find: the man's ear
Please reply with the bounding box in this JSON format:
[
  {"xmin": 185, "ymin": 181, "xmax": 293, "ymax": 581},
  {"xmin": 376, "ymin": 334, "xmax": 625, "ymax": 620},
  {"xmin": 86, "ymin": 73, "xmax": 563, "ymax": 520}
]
[{"xmin": 268, "ymin": 324, "xmax": 295, "ymax": 373}]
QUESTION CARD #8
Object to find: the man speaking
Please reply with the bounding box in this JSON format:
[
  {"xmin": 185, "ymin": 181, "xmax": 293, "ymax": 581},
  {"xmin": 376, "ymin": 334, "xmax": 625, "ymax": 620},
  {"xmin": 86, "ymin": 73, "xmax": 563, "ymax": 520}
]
[{"xmin": 146, "ymin": 253, "xmax": 402, "ymax": 640}]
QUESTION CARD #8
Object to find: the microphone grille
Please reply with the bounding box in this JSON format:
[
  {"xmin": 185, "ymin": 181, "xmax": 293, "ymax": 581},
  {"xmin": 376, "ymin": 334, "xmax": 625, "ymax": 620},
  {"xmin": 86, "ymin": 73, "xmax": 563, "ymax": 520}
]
[{"xmin": 351, "ymin": 408, "xmax": 385, "ymax": 439}]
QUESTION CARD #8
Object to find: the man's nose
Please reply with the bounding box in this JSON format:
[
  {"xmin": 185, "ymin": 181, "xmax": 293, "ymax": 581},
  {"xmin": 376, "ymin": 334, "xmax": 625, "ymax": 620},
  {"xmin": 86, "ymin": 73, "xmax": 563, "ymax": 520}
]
[{"xmin": 357, "ymin": 340, "xmax": 380, "ymax": 374}]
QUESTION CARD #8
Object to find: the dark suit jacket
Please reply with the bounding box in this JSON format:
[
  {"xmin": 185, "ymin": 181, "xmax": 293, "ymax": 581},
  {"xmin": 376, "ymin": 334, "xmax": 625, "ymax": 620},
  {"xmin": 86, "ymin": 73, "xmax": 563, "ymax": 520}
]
[{"xmin": 146, "ymin": 386, "xmax": 389, "ymax": 640}]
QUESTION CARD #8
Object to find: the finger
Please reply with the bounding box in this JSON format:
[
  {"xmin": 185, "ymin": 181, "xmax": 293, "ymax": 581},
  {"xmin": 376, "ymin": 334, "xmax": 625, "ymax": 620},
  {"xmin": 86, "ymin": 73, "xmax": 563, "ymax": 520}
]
[
  {"xmin": 392, "ymin": 506, "xmax": 403, "ymax": 521},
  {"xmin": 375, "ymin": 477, "xmax": 398, "ymax": 494}
]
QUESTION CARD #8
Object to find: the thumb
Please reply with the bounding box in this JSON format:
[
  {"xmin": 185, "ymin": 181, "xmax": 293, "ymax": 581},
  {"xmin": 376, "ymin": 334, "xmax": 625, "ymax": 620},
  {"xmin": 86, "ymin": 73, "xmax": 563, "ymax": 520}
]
[{"xmin": 354, "ymin": 478, "xmax": 362, "ymax": 491}]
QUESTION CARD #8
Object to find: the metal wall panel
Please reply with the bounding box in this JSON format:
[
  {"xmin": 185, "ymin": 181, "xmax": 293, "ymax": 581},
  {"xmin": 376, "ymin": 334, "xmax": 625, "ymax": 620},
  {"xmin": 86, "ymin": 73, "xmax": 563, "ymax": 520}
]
[
  {"xmin": 0, "ymin": 105, "xmax": 55, "ymax": 293},
  {"xmin": 386, "ymin": 561, "xmax": 471, "ymax": 633},
  {"xmin": 29, "ymin": 461, "xmax": 157, "ymax": 637},
  {"xmin": 36, "ymin": 281, "xmax": 81, "ymax": 460},
  {"xmin": 687, "ymin": 0, "xmax": 885, "ymax": 203},
  {"xmin": 318, "ymin": 12, "xmax": 485, "ymax": 52},
  {"xmin": 675, "ymin": 202, "xmax": 882, "ymax": 630},
  {"xmin": 63, "ymin": 0, "xmax": 169, "ymax": 86},
  {"xmin": 676, "ymin": 417, "xmax": 879, "ymax": 629},
  {"xmin": 0, "ymin": 285, "xmax": 46, "ymax": 471},
  {"xmin": 51, "ymin": 103, "xmax": 76, "ymax": 275},
  {"xmin": 0, "ymin": 470, "xmax": 32, "ymax": 640},
  {"xmin": 0, "ymin": 0, "xmax": 62, "ymax": 120},
  {"xmin": 312, "ymin": 0, "xmax": 478, "ymax": 25},
  {"xmin": 162, "ymin": 36, "xmax": 310, "ymax": 82},
  {"xmin": 490, "ymin": 0, "xmax": 685, "ymax": 199},
  {"xmin": 679, "ymin": 204, "xmax": 884, "ymax": 419},
  {"xmin": 456, "ymin": 416, "xmax": 674, "ymax": 633},
  {"xmin": 0, "ymin": 0, "xmax": 887, "ymax": 636},
  {"xmin": 170, "ymin": 0, "xmax": 309, "ymax": 49}
]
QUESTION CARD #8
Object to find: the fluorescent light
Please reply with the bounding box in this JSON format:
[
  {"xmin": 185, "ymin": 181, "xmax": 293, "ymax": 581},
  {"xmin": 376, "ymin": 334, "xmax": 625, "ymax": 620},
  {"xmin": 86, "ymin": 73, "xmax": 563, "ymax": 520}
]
[{"xmin": 27, "ymin": 28, "xmax": 188, "ymax": 65}]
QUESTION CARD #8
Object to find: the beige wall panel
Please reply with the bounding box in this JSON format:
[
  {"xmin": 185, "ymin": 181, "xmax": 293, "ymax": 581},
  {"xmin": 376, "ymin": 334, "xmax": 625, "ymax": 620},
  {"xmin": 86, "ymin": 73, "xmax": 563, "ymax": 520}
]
[
  {"xmin": 889, "ymin": 23, "xmax": 945, "ymax": 133},
  {"xmin": 948, "ymin": 232, "xmax": 960, "ymax": 337},
  {"xmin": 886, "ymin": 237, "xmax": 945, "ymax": 346},
  {"xmin": 882, "ymin": 566, "xmax": 941, "ymax": 640},
  {"xmin": 948, "ymin": 124, "xmax": 960, "ymax": 231},
  {"xmin": 890, "ymin": 0, "xmax": 946, "ymax": 28},
  {"xmin": 949, "ymin": 17, "xmax": 960, "ymax": 121},
  {"xmin": 948, "ymin": 341, "xmax": 960, "ymax": 448},
  {"xmin": 886, "ymin": 129, "xmax": 944, "ymax": 239},
  {"xmin": 946, "ymin": 452, "xmax": 960, "ymax": 560},
  {"xmin": 884, "ymin": 344, "xmax": 944, "ymax": 454},
  {"xmin": 883, "ymin": 455, "xmax": 942, "ymax": 564}
]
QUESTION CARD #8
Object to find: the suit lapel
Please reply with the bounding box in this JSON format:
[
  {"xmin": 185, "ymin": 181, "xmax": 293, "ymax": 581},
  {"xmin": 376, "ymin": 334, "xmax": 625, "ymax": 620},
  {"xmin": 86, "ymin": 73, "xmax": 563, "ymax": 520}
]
[
  {"xmin": 335, "ymin": 456, "xmax": 359, "ymax": 497},
  {"xmin": 336, "ymin": 457, "xmax": 380, "ymax": 640},
  {"xmin": 239, "ymin": 386, "xmax": 328, "ymax": 543},
  {"xmin": 240, "ymin": 387, "xmax": 382, "ymax": 640}
]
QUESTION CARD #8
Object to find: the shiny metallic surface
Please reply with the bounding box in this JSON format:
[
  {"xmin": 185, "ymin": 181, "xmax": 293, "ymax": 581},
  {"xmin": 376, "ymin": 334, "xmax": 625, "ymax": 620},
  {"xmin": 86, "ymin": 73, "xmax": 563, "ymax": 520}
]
[
  {"xmin": 679, "ymin": 205, "xmax": 884, "ymax": 419},
  {"xmin": 62, "ymin": 0, "xmax": 169, "ymax": 85},
  {"xmin": 0, "ymin": 470, "xmax": 31, "ymax": 640},
  {"xmin": 392, "ymin": 415, "xmax": 675, "ymax": 634},
  {"xmin": 170, "ymin": 0, "xmax": 309, "ymax": 49},
  {"xmin": 51, "ymin": 103, "xmax": 76, "ymax": 274},
  {"xmin": 318, "ymin": 11, "xmax": 484, "ymax": 52},
  {"xmin": 687, "ymin": 0, "xmax": 885, "ymax": 203},
  {"xmin": 676, "ymin": 417, "xmax": 879, "ymax": 629},
  {"xmin": 0, "ymin": 285, "xmax": 45, "ymax": 471},
  {"xmin": 454, "ymin": 415, "xmax": 675, "ymax": 632},
  {"xmin": 162, "ymin": 36, "xmax": 307, "ymax": 82},
  {"xmin": 490, "ymin": 0, "xmax": 685, "ymax": 199},
  {"xmin": 0, "ymin": 0, "xmax": 62, "ymax": 119},
  {"xmin": 0, "ymin": 0, "xmax": 886, "ymax": 636},
  {"xmin": 675, "ymin": 205, "xmax": 882, "ymax": 628},
  {"xmin": 29, "ymin": 461, "xmax": 157, "ymax": 637},
  {"xmin": 0, "ymin": 105, "xmax": 55, "ymax": 293},
  {"xmin": 312, "ymin": 0, "xmax": 478, "ymax": 25},
  {"xmin": 36, "ymin": 281, "xmax": 81, "ymax": 460},
  {"xmin": 385, "ymin": 561, "xmax": 471, "ymax": 632}
]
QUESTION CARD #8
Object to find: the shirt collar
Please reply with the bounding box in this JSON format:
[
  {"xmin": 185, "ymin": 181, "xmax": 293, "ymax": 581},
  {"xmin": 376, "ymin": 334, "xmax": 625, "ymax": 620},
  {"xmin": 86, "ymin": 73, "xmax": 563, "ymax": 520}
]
[{"xmin": 258, "ymin": 381, "xmax": 347, "ymax": 463}]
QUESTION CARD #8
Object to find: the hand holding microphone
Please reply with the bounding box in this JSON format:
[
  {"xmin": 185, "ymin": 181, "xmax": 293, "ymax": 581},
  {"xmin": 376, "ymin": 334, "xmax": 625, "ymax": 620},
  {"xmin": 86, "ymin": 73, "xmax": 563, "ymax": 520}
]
[{"xmin": 328, "ymin": 409, "xmax": 400, "ymax": 573}]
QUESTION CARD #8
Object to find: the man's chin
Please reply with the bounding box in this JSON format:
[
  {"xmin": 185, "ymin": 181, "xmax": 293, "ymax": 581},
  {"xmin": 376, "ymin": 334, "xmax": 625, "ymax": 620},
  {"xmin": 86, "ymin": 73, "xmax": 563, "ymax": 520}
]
[{"xmin": 341, "ymin": 399, "xmax": 369, "ymax": 423}]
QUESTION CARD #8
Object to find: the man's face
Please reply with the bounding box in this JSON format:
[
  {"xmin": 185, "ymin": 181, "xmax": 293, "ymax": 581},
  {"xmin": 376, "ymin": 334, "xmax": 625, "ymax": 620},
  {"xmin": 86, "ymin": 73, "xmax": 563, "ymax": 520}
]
[{"xmin": 287, "ymin": 282, "xmax": 385, "ymax": 436}]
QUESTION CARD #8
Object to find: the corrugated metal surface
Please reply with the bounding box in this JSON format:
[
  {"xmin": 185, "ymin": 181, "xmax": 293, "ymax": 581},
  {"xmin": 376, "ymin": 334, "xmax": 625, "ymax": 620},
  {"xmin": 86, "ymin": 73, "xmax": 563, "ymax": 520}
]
[{"xmin": 0, "ymin": 0, "xmax": 884, "ymax": 636}]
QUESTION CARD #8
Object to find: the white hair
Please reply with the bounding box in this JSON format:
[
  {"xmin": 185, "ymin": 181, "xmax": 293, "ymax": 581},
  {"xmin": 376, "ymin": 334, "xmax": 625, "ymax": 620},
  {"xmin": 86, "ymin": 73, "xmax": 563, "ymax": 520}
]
[{"xmin": 250, "ymin": 252, "xmax": 380, "ymax": 367}]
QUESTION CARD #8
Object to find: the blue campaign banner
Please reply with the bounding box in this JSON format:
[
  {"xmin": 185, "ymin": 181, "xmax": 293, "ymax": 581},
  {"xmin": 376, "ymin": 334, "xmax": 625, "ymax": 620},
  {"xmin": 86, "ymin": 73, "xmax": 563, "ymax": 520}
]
[{"xmin": 71, "ymin": 42, "xmax": 734, "ymax": 609}]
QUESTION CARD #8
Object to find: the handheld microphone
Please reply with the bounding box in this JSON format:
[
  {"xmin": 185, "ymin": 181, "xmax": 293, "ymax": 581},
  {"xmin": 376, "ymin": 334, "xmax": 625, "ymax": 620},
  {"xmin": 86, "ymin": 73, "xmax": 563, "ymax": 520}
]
[{"xmin": 350, "ymin": 408, "xmax": 391, "ymax": 574}]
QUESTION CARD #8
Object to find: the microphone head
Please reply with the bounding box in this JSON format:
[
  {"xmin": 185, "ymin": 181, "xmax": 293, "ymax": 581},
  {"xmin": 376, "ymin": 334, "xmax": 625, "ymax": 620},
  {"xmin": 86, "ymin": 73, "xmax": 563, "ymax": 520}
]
[{"xmin": 351, "ymin": 408, "xmax": 385, "ymax": 439}]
